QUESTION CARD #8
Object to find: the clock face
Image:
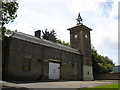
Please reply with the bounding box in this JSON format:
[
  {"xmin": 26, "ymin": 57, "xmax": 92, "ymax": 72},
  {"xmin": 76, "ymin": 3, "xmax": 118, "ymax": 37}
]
[
  {"xmin": 74, "ymin": 35, "xmax": 78, "ymax": 38},
  {"xmin": 85, "ymin": 35, "xmax": 88, "ymax": 38}
]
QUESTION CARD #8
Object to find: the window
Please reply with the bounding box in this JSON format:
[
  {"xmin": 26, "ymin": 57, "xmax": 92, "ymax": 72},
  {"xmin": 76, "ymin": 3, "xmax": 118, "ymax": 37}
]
[
  {"xmin": 72, "ymin": 63, "xmax": 75, "ymax": 68},
  {"xmin": 87, "ymin": 71, "xmax": 90, "ymax": 75},
  {"xmin": 23, "ymin": 58, "xmax": 31, "ymax": 71},
  {"xmin": 87, "ymin": 59, "xmax": 89, "ymax": 65},
  {"xmin": 23, "ymin": 65, "xmax": 30, "ymax": 71},
  {"xmin": 38, "ymin": 59, "xmax": 42, "ymax": 63},
  {"xmin": 74, "ymin": 41, "xmax": 78, "ymax": 48}
]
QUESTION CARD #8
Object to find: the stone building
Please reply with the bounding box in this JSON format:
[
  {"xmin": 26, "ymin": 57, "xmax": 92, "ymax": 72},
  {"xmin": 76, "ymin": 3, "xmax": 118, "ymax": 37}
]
[{"xmin": 2, "ymin": 14, "xmax": 94, "ymax": 81}]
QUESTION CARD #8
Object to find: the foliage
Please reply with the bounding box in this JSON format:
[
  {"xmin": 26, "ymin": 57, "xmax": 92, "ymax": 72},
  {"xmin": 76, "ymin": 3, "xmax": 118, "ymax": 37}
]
[
  {"xmin": 42, "ymin": 29, "xmax": 49, "ymax": 40},
  {"xmin": 56, "ymin": 39, "xmax": 62, "ymax": 44},
  {"xmin": 0, "ymin": 0, "xmax": 19, "ymax": 40},
  {"xmin": 1, "ymin": 0, "xmax": 19, "ymax": 27},
  {"xmin": 56, "ymin": 39, "xmax": 71, "ymax": 47},
  {"xmin": 0, "ymin": 27, "xmax": 6, "ymax": 40},
  {"xmin": 42, "ymin": 29, "xmax": 57, "ymax": 42},
  {"xmin": 92, "ymin": 46, "xmax": 115, "ymax": 74},
  {"xmin": 42, "ymin": 29, "xmax": 71, "ymax": 47}
]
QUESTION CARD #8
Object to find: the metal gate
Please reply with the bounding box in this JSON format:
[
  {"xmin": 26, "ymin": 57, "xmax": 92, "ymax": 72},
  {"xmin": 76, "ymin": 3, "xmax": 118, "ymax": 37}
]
[{"xmin": 49, "ymin": 62, "xmax": 60, "ymax": 80}]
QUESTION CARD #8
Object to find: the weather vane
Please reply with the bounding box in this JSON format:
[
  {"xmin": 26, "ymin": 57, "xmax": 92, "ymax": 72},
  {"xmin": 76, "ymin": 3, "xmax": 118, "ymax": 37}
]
[{"xmin": 76, "ymin": 12, "xmax": 83, "ymax": 25}]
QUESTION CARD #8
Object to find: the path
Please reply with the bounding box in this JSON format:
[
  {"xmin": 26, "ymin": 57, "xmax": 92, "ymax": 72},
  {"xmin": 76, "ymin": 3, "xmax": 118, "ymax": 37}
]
[{"xmin": 1, "ymin": 80, "xmax": 119, "ymax": 90}]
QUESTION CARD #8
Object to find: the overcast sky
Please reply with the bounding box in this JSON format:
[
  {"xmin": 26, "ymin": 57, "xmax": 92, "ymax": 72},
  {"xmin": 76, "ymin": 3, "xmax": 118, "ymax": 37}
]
[{"xmin": 6, "ymin": 0, "xmax": 119, "ymax": 65}]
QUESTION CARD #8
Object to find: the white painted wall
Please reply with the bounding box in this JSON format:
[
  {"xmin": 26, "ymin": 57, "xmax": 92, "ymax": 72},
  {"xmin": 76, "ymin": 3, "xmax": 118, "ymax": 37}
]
[{"xmin": 83, "ymin": 65, "xmax": 94, "ymax": 80}]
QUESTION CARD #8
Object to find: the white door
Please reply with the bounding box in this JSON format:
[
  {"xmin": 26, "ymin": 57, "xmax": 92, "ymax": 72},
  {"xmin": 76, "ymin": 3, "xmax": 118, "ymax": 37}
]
[
  {"xmin": 49, "ymin": 62, "xmax": 55, "ymax": 79},
  {"xmin": 54, "ymin": 63, "xmax": 60, "ymax": 79},
  {"xmin": 49, "ymin": 62, "xmax": 60, "ymax": 80}
]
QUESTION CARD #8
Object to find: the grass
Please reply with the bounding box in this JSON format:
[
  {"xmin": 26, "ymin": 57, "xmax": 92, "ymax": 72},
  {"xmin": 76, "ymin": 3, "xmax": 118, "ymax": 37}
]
[
  {"xmin": 77, "ymin": 83, "xmax": 120, "ymax": 90},
  {"xmin": 93, "ymin": 83, "xmax": 120, "ymax": 88}
]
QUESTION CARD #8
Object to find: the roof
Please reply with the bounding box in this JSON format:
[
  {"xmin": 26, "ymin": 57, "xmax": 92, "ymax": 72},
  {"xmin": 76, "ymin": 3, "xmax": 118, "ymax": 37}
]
[
  {"xmin": 11, "ymin": 32, "xmax": 81, "ymax": 55},
  {"xmin": 67, "ymin": 24, "xmax": 92, "ymax": 31}
]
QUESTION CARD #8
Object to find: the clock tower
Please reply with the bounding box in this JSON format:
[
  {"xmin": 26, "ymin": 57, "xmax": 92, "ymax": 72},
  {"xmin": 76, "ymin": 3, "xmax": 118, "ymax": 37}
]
[{"xmin": 68, "ymin": 13, "xmax": 94, "ymax": 80}]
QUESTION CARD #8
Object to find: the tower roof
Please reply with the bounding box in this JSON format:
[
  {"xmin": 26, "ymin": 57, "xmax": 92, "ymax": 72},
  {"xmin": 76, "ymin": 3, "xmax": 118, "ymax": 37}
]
[{"xmin": 67, "ymin": 24, "xmax": 92, "ymax": 31}]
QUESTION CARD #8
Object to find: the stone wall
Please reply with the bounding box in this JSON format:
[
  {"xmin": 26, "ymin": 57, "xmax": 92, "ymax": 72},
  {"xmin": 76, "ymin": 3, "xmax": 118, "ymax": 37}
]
[
  {"xmin": 83, "ymin": 65, "xmax": 94, "ymax": 80},
  {"xmin": 3, "ymin": 37, "xmax": 82, "ymax": 81},
  {"xmin": 95, "ymin": 73, "xmax": 120, "ymax": 80},
  {"xmin": 0, "ymin": 40, "xmax": 2, "ymax": 80}
]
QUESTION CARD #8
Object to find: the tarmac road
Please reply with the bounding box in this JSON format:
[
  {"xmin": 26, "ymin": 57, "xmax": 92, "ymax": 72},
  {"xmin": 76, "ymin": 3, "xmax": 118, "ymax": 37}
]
[{"xmin": 1, "ymin": 80, "xmax": 119, "ymax": 90}]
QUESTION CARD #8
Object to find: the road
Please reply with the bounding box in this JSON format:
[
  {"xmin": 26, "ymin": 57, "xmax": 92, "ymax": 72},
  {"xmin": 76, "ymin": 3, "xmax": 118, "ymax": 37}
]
[{"xmin": 1, "ymin": 80, "xmax": 119, "ymax": 90}]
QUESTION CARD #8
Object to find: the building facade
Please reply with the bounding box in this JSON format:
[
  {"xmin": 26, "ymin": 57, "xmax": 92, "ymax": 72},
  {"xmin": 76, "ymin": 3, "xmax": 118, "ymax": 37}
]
[{"xmin": 2, "ymin": 15, "xmax": 94, "ymax": 81}]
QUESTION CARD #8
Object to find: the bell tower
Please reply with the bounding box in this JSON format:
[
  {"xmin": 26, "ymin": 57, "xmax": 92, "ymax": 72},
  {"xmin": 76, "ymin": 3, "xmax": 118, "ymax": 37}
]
[{"xmin": 68, "ymin": 13, "xmax": 94, "ymax": 80}]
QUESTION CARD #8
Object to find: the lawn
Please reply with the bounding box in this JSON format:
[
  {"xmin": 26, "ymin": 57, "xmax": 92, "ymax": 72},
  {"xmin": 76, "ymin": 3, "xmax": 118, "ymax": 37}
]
[
  {"xmin": 77, "ymin": 83, "xmax": 120, "ymax": 90},
  {"xmin": 93, "ymin": 83, "xmax": 120, "ymax": 88}
]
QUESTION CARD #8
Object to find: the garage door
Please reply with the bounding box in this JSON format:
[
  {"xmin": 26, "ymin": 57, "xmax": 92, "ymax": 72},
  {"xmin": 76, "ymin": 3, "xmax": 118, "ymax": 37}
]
[{"xmin": 49, "ymin": 62, "xmax": 60, "ymax": 80}]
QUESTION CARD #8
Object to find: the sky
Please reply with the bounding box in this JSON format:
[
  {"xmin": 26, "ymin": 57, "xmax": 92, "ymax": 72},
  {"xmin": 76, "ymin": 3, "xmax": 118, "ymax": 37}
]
[{"xmin": 6, "ymin": 0, "xmax": 119, "ymax": 65}]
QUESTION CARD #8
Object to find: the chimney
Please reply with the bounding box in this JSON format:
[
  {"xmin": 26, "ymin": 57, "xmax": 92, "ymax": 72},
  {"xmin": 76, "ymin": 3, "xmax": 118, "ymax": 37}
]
[{"xmin": 35, "ymin": 30, "xmax": 41, "ymax": 38}]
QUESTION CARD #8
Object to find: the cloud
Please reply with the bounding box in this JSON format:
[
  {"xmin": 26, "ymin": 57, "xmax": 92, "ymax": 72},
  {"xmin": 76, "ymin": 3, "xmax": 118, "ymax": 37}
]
[
  {"xmin": 6, "ymin": 0, "xmax": 72, "ymax": 41},
  {"xmin": 6, "ymin": 21, "xmax": 34, "ymax": 35},
  {"xmin": 68, "ymin": 0, "xmax": 113, "ymax": 13},
  {"xmin": 6, "ymin": 0, "xmax": 118, "ymax": 64},
  {"xmin": 91, "ymin": 0, "xmax": 118, "ymax": 64},
  {"xmin": 68, "ymin": 0, "xmax": 118, "ymax": 64},
  {"xmin": 18, "ymin": 0, "xmax": 68, "ymax": 3}
]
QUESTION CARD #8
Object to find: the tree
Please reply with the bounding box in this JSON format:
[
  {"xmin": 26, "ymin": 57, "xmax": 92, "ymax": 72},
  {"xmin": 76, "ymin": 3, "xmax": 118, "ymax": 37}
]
[
  {"xmin": 56, "ymin": 39, "xmax": 71, "ymax": 47},
  {"xmin": 92, "ymin": 46, "xmax": 115, "ymax": 74},
  {"xmin": 0, "ymin": 0, "xmax": 19, "ymax": 39},
  {"xmin": 42, "ymin": 29, "xmax": 49, "ymax": 40},
  {"xmin": 49, "ymin": 29, "xmax": 57, "ymax": 42},
  {"xmin": 56, "ymin": 39, "xmax": 62, "ymax": 44},
  {"xmin": 1, "ymin": 0, "xmax": 19, "ymax": 27},
  {"xmin": 42, "ymin": 29, "xmax": 57, "ymax": 42},
  {"xmin": 42, "ymin": 29, "xmax": 71, "ymax": 47}
]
